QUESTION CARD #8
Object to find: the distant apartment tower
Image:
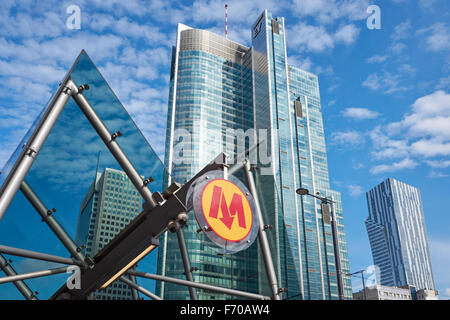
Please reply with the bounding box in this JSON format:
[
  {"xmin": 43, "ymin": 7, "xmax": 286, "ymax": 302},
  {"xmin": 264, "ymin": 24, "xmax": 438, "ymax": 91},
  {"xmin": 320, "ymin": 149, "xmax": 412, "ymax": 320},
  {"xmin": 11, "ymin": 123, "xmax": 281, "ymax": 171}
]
[
  {"xmin": 157, "ymin": 9, "xmax": 352, "ymax": 300},
  {"xmin": 75, "ymin": 168, "xmax": 143, "ymax": 300},
  {"xmin": 365, "ymin": 178, "xmax": 436, "ymax": 292}
]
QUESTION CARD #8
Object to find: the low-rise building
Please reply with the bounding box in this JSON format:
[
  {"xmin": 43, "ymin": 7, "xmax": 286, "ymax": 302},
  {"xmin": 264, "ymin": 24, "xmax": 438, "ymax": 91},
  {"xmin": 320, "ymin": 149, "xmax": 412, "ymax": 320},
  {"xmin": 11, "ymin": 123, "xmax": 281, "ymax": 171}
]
[
  {"xmin": 353, "ymin": 285, "xmax": 412, "ymax": 300},
  {"xmin": 416, "ymin": 289, "xmax": 439, "ymax": 300}
]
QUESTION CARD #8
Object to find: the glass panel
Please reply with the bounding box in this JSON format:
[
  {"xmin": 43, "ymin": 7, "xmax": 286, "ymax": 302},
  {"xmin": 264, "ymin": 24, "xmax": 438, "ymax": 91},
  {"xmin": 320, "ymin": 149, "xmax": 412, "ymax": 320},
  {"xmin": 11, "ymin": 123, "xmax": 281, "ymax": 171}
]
[
  {"xmin": 253, "ymin": 166, "xmax": 302, "ymax": 300},
  {"xmin": 0, "ymin": 53, "xmax": 81, "ymax": 190},
  {"xmin": 0, "ymin": 51, "xmax": 168, "ymax": 299}
]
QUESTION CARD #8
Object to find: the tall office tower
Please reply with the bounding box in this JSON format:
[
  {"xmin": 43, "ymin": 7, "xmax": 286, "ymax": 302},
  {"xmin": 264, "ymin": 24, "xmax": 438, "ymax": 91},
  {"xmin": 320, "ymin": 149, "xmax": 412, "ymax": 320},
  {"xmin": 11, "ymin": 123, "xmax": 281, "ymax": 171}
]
[
  {"xmin": 365, "ymin": 178, "xmax": 436, "ymax": 292},
  {"xmin": 157, "ymin": 10, "xmax": 352, "ymax": 300},
  {"xmin": 76, "ymin": 168, "xmax": 143, "ymax": 300}
]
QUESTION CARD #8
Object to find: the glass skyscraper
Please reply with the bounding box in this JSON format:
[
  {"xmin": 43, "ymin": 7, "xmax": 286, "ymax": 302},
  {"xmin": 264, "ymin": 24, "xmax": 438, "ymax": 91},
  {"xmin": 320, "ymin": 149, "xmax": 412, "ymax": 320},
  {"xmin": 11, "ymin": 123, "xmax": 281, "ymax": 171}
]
[
  {"xmin": 365, "ymin": 178, "xmax": 436, "ymax": 291},
  {"xmin": 76, "ymin": 168, "xmax": 143, "ymax": 300},
  {"xmin": 157, "ymin": 10, "xmax": 352, "ymax": 300}
]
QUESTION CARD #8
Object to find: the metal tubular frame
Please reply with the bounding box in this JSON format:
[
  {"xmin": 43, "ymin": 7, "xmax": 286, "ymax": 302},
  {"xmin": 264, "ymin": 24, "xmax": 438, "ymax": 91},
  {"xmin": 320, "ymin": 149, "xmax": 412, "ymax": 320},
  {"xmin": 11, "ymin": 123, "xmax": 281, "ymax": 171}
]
[
  {"xmin": 0, "ymin": 254, "xmax": 37, "ymax": 300},
  {"xmin": 0, "ymin": 244, "xmax": 83, "ymax": 267},
  {"xmin": 0, "ymin": 266, "xmax": 69, "ymax": 284},
  {"xmin": 0, "ymin": 80, "xmax": 73, "ymax": 221},
  {"xmin": 66, "ymin": 79, "xmax": 157, "ymax": 209},
  {"xmin": 127, "ymin": 270, "xmax": 270, "ymax": 300},
  {"xmin": 128, "ymin": 271, "xmax": 139, "ymax": 300},
  {"xmin": 175, "ymin": 223, "xmax": 198, "ymax": 300},
  {"xmin": 119, "ymin": 275, "xmax": 162, "ymax": 300},
  {"xmin": 0, "ymin": 68, "xmax": 281, "ymax": 301},
  {"xmin": 243, "ymin": 161, "xmax": 281, "ymax": 300},
  {"xmin": 19, "ymin": 181, "xmax": 90, "ymax": 268},
  {"xmin": 330, "ymin": 196, "xmax": 345, "ymax": 300}
]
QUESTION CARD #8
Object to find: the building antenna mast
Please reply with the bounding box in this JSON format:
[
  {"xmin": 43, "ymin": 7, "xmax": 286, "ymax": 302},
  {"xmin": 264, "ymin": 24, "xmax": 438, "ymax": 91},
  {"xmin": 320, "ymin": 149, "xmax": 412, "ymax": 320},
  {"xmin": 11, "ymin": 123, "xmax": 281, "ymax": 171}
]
[{"xmin": 225, "ymin": 4, "xmax": 228, "ymax": 39}]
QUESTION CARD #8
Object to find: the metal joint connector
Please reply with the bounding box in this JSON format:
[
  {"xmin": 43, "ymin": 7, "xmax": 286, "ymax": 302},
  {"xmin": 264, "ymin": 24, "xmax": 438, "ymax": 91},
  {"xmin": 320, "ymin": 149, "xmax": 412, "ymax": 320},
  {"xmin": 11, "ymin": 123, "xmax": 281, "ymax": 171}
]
[
  {"xmin": 176, "ymin": 212, "xmax": 189, "ymax": 226},
  {"xmin": 84, "ymin": 257, "xmax": 94, "ymax": 268},
  {"xmin": 111, "ymin": 131, "xmax": 122, "ymax": 140},
  {"xmin": 143, "ymin": 177, "xmax": 154, "ymax": 186},
  {"xmin": 0, "ymin": 259, "xmax": 13, "ymax": 271},
  {"xmin": 62, "ymin": 86, "xmax": 73, "ymax": 95},
  {"xmin": 263, "ymin": 225, "xmax": 272, "ymax": 231},
  {"xmin": 41, "ymin": 208, "xmax": 56, "ymax": 222},
  {"xmin": 167, "ymin": 220, "xmax": 177, "ymax": 233},
  {"xmin": 25, "ymin": 147, "xmax": 38, "ymax": 158},
  {"xmin": 77, "ymin": 84, "xmax": 89, "ymax": 93}
]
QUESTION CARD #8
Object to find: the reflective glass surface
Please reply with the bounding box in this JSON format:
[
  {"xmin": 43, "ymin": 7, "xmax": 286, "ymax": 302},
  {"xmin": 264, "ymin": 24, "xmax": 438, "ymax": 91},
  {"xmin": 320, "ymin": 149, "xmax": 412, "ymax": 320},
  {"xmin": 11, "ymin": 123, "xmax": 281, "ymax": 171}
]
[{"xmin": 0, "ymin": 51, "xmax": 167, "ymax": 299}]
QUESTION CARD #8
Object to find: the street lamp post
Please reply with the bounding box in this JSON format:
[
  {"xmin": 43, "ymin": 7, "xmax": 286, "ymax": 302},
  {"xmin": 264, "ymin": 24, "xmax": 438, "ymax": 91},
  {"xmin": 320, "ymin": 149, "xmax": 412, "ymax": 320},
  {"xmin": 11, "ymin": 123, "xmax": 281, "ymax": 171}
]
[
  {"xmin": 296, "ymin": 188, "xmax": 345, "ymax": 300},
  {"xmin": 347, "ymin": 270, "xmax": 366, "ymax": 300}
]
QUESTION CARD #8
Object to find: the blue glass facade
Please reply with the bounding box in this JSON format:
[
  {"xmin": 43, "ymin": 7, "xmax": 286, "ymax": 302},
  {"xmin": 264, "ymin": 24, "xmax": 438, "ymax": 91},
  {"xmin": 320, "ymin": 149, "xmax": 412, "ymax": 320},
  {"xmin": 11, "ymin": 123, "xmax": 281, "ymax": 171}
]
[
  {"xmin": 366, "ymin": 178, "xmax": 436, "ymax": 291},
  {"xmin": 157, "ymin": 12, "xmax": 352, "ymax": 300},
  {"xmin": 76, "ymin": 168, "xmax": 143, "ymax": 300}
]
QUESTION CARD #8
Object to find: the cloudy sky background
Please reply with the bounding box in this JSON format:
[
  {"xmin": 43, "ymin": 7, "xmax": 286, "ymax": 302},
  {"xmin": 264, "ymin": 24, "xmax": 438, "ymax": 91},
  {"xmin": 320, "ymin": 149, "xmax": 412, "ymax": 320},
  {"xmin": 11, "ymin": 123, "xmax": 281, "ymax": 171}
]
[{"xmin": 0, "ymin": 0, "xmax": 449, "ymax": 299}]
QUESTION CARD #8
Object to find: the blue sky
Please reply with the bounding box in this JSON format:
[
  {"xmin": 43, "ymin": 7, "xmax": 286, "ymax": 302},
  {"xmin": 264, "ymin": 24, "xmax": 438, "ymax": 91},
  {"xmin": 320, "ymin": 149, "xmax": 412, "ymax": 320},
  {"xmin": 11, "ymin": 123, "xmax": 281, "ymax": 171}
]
[{"xmin": 0, "ymin": 0, "xmax": 449, "ymax": 299}]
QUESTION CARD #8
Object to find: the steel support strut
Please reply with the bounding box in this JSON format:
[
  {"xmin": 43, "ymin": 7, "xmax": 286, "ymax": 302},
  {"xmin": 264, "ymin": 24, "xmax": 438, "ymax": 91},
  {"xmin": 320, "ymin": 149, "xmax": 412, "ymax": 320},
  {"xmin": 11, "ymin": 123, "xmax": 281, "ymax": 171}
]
[
  {"xmin": 0, "ymin": 254, "xmax": 37, "ymax": 300},
  {"xmin": 0, "ymin": 244, "xmax": 84, "ymax": 267},
  {"xmin": 19, "ymin": 181, "xmax": 90, "ymax": 268},
  {"xmin": 0, "ymin": 81, "xmax": 73, "ymax": 221},
  {"xmin": 176, "ymin": 223, "xmax": 198, "ymax": 300},
  {"xmin": 119, "ymin": 275, "xmax": 162, "ymax": 300},
  {"xmin": 127, "ymin": 270, "xmax": 270, "ymax": 300},
  {"xmin": 0, "ymin": 266, "xmax": 69, "ymax": 284},
  {"xmin": 66, "ymin": 79, "xmax": 157, "ymax": 209},
  {"xmin": 243, "ymin": 161, "xmax": 281, "ymax": 300}
]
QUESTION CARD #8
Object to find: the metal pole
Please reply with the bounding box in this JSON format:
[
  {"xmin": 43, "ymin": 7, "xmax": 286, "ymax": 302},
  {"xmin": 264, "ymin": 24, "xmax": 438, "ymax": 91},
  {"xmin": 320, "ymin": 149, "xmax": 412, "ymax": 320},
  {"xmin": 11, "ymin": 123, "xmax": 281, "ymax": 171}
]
[
  {"xmin": 0, "ymin": 254, "xmax": 37, "ymax": 300},
  {"xmin": 0, "ymin": 81, "xmax": 73, "ymax": 221},
  {"xmin": 0, "ymin": 266, "xmax": 69, "ymax": 284},
  {"xmin": 0, "ymin": 244, "xmax": 84, "ymax": 267},
  {"xmin": 243, "ymin": 161, "xmax": 281, "ymax": 300},
  {"xmin": 330, "ymin": 196, "xmax": 344, "ymax": 300},
  {"xmin": 119, "ymin": 275, "xmax": 162, "ymax": 300},
  {"xmin": 128, "ymin": 272, "xmax": 139, "ymax": 300},
  {"xmin": 128, "ymin": 270, "xmax": 270, "ymax": 300},
  {"xmin": 361, "ymin": 271, "xmax": 366, "ymax": 300},
  {"xmin": 176, "ymin": 223, "xmax": 198, "ymax": 300},
  {"xmin": 67, "ymin": 79, "xmax": 157, "ymax": 209},
  {"xmin": 20, "ymin": 181, "xmax": 90, "ymax": 268}
]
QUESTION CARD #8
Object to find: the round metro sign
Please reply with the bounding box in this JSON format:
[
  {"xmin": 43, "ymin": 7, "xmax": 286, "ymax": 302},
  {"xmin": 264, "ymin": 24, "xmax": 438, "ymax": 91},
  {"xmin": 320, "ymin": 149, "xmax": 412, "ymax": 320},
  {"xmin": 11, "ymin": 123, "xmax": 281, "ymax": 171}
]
[
  {"xmin": 187, "ymin": 170, "xmax": 259, "ymax": 253},
  {"xmin": 201, "ymin": 179, "xmax": 253, "ymax": 242}
]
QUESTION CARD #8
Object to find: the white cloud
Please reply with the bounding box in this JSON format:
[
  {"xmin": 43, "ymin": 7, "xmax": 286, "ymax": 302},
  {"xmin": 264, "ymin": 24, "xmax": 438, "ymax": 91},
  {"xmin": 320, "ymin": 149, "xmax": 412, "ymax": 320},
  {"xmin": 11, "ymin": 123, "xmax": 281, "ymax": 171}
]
[
  {"xmin": 347, "ymin": 184, "xmax": 363, "ymax": 197},
  {"xmin": 370, "ymin": 158, "xmax": 418, "ymax": 175},
  {"xmin": 386, "ymin": 91, "xmax": 450, "ymax": 158},
  {"xmin": 418, "ymin": 23, "xmax": 450, "ymax": 52},
  {"xmin": 368, "ymin": 91, "xmax": 450, "ymax": 174},
  {"xmin": 342, "ymin": 107, "xmax": 380, "ymax": 120},
  {"xmin": 369, "ymin": 126, "xmax": 410, "ymax": 160},
  {"xmin": 330, "ymin": 130, "xmax": 365, "ymax": 146},
  {"xmin": 362, "ymin": 72, "xmax": 409, "ymax": 94},
  {"xmin": 426, "ymin": 160, "xmax": 450, "ymax": 168},
  {"xmin": 334, "ymin": 24, "xmax": 360, "ymax": 44},
  {"xmin": 437, "ymin": 75, "xmax": 450, "ymax": 90},
  {"xmin": 288, "ymin": 22, "xmax": 360, "ymax": 53},
  {"xmin": 391, "ymin": 20, "xmax": 412, "ymax": 42},
  {"xmin": 366, "ymin": 54, "xmax": 388, "ymax": 64},
  {"xmin": 418, "ymin": 0, "xmax": 437, "ymax": 8},
  {"xmin": 291, "ymin": 0, "xmax": 370, "ymax": 24}
]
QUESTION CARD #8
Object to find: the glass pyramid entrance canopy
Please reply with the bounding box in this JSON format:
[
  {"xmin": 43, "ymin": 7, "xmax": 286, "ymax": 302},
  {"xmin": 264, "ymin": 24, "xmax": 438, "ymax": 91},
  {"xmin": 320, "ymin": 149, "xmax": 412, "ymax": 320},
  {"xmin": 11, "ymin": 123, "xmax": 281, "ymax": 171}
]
[{"xmin": 0, "ymin": 50, "xmax": 169, "ymax": 299}]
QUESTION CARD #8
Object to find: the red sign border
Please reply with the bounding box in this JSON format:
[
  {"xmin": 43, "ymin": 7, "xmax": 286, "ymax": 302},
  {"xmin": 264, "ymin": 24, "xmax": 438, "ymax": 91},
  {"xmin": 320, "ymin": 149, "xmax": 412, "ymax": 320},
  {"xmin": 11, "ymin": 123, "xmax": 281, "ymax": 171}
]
[{"xmin": 200, "ymin": 178, "xmax": 254, "ymax": 243}]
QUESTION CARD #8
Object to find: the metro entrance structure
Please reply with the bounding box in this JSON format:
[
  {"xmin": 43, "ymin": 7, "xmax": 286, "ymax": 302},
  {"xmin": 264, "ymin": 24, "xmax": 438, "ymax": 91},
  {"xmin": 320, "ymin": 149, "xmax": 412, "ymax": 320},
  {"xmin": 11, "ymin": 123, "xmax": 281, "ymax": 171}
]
[{"xmin": 0, "ymin": 51, "xmax": 286, "ymax": 300}]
